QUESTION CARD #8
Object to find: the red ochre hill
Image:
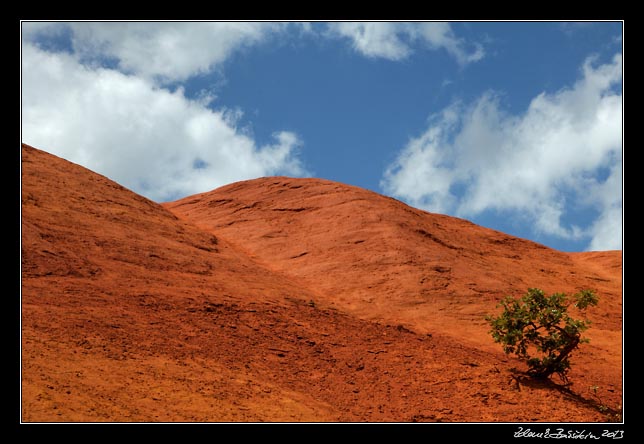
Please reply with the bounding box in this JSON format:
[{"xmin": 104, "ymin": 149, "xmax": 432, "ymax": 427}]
[{"xmin": 22, "ymin": 143, "xmax": 622, "ymax": 422}]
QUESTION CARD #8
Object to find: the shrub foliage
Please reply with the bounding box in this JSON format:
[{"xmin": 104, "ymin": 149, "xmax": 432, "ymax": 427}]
[{"xmin": 487, "ymin": 288, "xmax": 598, "ymax": 382}]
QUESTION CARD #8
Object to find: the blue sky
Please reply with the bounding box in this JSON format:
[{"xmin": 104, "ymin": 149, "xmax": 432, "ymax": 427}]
[{"xmin": 21, "ymin": 22, "xmax": 622, "ymax": 252}]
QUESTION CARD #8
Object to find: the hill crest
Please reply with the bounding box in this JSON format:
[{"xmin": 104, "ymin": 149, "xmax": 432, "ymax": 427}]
[{"xmin": 22, "ymin": 144, "xmax": 623, "ymax": 422}]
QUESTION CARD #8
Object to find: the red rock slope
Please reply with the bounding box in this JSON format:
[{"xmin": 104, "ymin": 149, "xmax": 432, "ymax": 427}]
[
  {"xmin": 165, "ymin": 178, "xmax": 621, "ymax": 339},
  {"xmin": 22, "ymin": 144, "xmax": 622, "ymax": 422},
  {"xmin": 166, "ymin": 177, "xmax": 623, "ymax": 413}
]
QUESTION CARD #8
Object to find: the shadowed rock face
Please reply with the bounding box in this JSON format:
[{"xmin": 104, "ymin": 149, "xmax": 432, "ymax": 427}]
[{"xmin": 22, "ymin": 144, "xmax": 622, "ymax": 422}]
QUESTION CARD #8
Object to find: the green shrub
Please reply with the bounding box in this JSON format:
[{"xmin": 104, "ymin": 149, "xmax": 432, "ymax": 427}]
[{"xmin": 487, "ymin": 288, "xmax": 598, "ymax": 383}]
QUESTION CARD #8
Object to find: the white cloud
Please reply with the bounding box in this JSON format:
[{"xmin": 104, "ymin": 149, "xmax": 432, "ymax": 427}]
[
  {"xmin": 586, "ymin": 162, "xmax": 622, "ymax": 251},
  {"xmin": 329, "ymin": 22, "xmax": 412, "ymax": 60},
  {"xmin": 588, "ymin": 205, "xmax": 622, "ymax": 252},
  {"xmin": 23, "ymin": 22, "xmax": 284, "ymax": 83},
  {"xmin": 21, "ymin": 43, "xmax": 307, "ymax": 202},
  {"xmin": 22, "ymin": 22, "xmax": 484, "ymax": 82},
  {"xmin": 382, "ymin": 54, "xmax": 622, "ymax": 251},
  {"xmin": 415, "ymin": 22, "xmax": 484, "ymax": 65},
  {"xmin": 328, "ymin": 22, "xmax": 484, "ymax": 64}
]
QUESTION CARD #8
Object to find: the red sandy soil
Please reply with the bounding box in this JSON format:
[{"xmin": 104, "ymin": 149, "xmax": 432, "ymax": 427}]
[{"xmin": 22, "ymin": 144, "xmax": 622, "ymax": 422}]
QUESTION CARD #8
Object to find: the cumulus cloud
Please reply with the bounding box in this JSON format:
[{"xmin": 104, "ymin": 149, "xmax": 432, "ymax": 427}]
[
  {"xmin": 22, "ymin": 22, "xmax": 484, "ymax": 81},
  {"xmin": 23, "ymin": 22, "xmax": 284, "ymax": 83},
  {"xmin": 328, "ymin": 22, "xmax": 484, "ymax": 64},
  {"xmin": 21, "ymin": 42, "xmax": 307, "ymax": 202},
  {"xmin": 329, "ymin": 22, "xmax": 412, "ymax": 60},
  {"xmin": 382, "ymin": 54, "xmax": 622, "ymax": 251}
]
